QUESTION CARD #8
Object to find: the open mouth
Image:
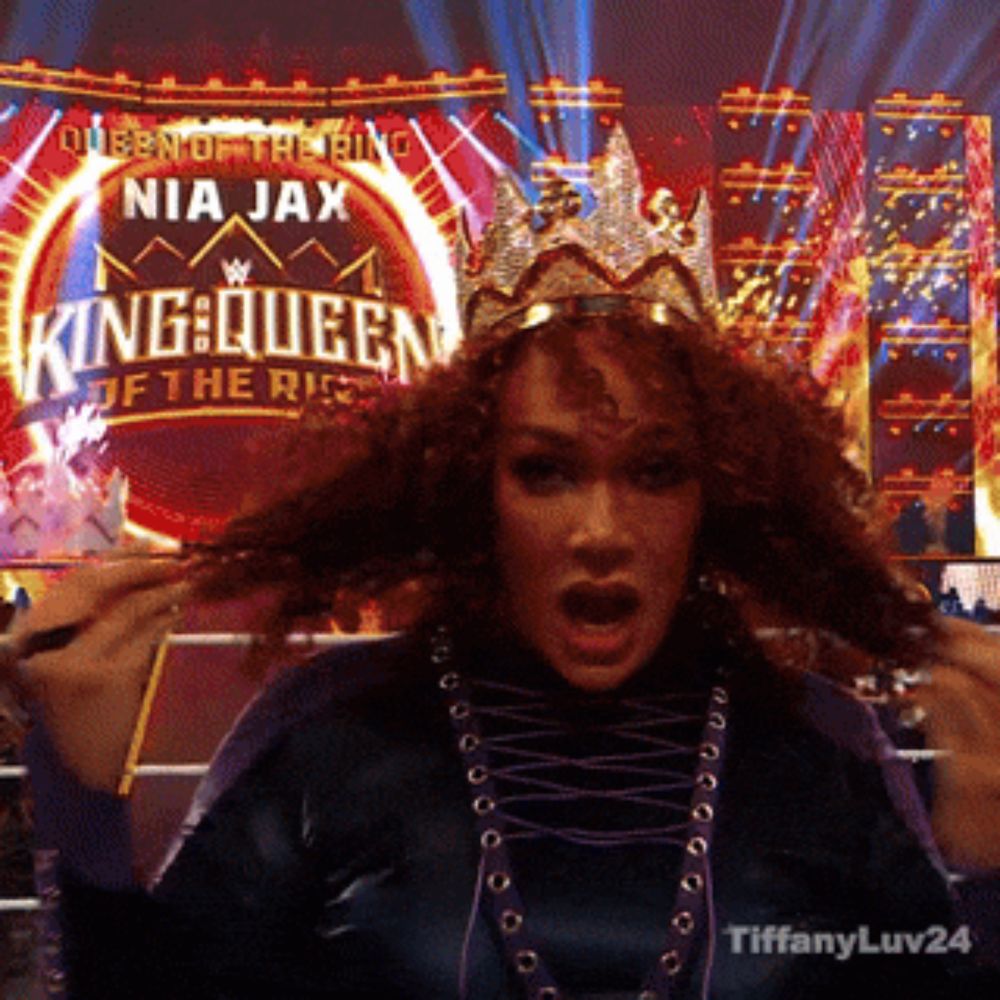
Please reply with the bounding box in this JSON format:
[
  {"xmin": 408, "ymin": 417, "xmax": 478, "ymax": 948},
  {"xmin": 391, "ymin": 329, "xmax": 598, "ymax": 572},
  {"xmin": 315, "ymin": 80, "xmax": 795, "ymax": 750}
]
[{"xmin": 559, "ymin": 582, "xmax": 640, "ymax": 628}]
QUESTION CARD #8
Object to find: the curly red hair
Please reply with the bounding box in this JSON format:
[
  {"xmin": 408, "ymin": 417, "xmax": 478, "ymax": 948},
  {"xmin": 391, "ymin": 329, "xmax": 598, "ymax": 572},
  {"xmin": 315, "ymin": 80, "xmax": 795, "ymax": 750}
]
[{"xmin": 194, "ymin": 311, "xmax": 936, "ymax": 673}]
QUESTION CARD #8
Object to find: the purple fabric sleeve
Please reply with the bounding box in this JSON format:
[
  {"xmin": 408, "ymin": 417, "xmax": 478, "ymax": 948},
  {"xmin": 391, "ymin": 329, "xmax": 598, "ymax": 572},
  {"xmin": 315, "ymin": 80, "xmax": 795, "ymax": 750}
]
[
  {"xmin": 800, "ymin": 671, "xmax": 1000, "ymax": 972},
  {"xmin": 149, "ymin": 635, "xmax": 399, "ymax": 888},
  {"xmin": 801, "ymin": 672, "xmax": 945, "ymax": 863},
  {"xmin": 950, "ymin": 872, "xmax": 1000, "ymax": 970},
  {"xmin": 22, "ymin": 718, "xmax": 136, "ymax": 890}
]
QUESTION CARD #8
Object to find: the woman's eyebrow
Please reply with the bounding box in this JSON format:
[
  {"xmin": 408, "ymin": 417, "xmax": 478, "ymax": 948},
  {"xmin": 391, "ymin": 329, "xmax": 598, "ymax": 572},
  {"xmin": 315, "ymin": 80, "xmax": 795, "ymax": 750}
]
[
  {"xmin": 501, "ymin": 421, "xmax": 693, "ymax": 451},
  {"xmin": 629, "ymin": 422, "xmax": 688, "ymax": 444},
  {"xmin": 501, "ymin": 425, "xmax": 578, "ymax": 449},
  {"xmin": 599, "ymin": 417, "xmax": 688, "ymax": 446}
]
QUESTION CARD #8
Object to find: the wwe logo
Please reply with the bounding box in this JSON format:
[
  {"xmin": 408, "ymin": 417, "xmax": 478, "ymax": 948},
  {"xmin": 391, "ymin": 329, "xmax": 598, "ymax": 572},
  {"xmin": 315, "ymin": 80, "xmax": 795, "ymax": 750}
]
[{"xmin": 221, "ymin": 258, "xmax": 253, "ymax": 286}]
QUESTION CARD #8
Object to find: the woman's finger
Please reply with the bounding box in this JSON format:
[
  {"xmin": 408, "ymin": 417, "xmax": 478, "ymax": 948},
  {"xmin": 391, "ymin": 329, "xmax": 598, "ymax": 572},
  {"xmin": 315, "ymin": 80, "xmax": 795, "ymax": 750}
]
[
  {"xmin": 911, "ymin": 663, "xmax": 1000, "ymax": 755},
  {"xmin": 9, "ymin": 556, "xmax": 191, "ymax": 647},
  {"xmin": 909, "ymin": 662, "xmax": 1000, "ymax": 869},
  {"xmin": 931, "ymin": 616, "xmax": 1000, "ymax": 691},
  {"xmin": 20, "ymin": 579, "xmax": 190, "ymax": 692}
]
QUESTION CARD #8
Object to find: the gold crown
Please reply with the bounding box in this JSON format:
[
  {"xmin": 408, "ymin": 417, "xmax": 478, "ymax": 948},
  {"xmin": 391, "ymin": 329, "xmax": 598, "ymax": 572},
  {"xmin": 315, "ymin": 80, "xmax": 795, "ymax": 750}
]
[{"xmin": 456, "ymin": 124, "xmax": 717, "ymax": 339}]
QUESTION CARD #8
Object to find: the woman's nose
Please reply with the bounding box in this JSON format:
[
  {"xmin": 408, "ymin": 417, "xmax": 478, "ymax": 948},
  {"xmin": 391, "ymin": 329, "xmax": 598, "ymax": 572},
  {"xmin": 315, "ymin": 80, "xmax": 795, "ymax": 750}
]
[{"xmin": 568, "ymin": 482, "xmax": 632, "ymax": 574}]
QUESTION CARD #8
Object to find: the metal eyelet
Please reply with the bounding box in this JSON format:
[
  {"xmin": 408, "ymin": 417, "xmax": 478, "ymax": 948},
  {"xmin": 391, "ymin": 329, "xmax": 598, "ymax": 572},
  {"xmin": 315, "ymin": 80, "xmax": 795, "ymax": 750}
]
[
  {"xmin": 516, "ymin": 949, "xmax": 539, "ymax": 974},
  {"xmin": 697, "ymin": 772, "xmax": 718, "ymax": 790},
  {"xmin": 487, "ymin": 871, "xmax": 511, "ymax": 893},
  {"xmin": 686, "ymin": 836, "xmax": 708, "ymax": 856},
  {"xmin": 699, "ymin": 742, "xmax": 720, "ymax": 760},
  {"xmin": 898, "ymin": 703, "xmax": 927, "ymax": 728},
  {"xmin": 537, "ymin": 988, "xmax": 558, "ymax": 1000},
  {"xmin": 481, "ymin": 828, "xmax": 503, "ymax": 849},
  {"xmin": 681, "ymin": 872, "xmax": 704, "ymax": 893},
  {"xmin": 660, "ymin": 950, "xmax": 682, "ymax": 975},
  {"xmin": 672, "ymin": 910, "xmax": 694, "ymax": 934},
  {"xmin": 708, "ymin": 711, "xmax": 726, "ymax": 729},
  {"xmin": 473, "ymin": 796, "xmax": 495, "ymax": 815},
  {"xmin": 691, "ymin": 803, "xmax": 714, "ymax": 822},
  {"xmin": 449, "ymin": 701, "xmax": 470, "ymax": 720},
  {"xmin": 467, "ymin": 765, "xmax": 488, "ymax": 785},
  {"xmin": 638, "ymin": 991, "xmax": 659, "ymax": 1000},
  {"xmin": 501, "ymin": 909, "xmax": 523, "ymax": 934},
  {"xmin": 459, "ymin": 734, "xmax": 480, "ymax": 753},
  {"xmin": 711, "ymin": 686, "xmax": 729, "ymax": 704},
  {"xmin": 431, "ymin": 642, "xmax": 453, "ymax": 664},
  {"xmin": 438, "ymin": 671, "xmax": 460, "ymax": 690}
]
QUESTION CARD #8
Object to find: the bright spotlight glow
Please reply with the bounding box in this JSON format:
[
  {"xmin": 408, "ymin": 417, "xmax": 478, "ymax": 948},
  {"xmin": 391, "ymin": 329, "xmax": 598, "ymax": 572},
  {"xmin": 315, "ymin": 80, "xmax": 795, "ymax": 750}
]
[
  {"xmin": 410, "ymin": 117, "xmax": 482, "ymax": 233},
  {"xmin": 448, "ymin": 114, "xmax": 507, "ymax": 175},
  {"xmin": 359, "ymin": 121, "xmax": 460, "ymax": 353},
  {"xmin": 494, "ymin": 112, "xmax": 546, "ymax": 158}
]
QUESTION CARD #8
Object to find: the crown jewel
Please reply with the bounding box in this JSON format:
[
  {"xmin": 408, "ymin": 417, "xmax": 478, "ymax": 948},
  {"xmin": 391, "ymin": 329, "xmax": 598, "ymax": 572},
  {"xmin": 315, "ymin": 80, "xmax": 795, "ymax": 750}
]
[{"xmin": 457, "ymin": 124, "xmax": 717, "ymax": 338}]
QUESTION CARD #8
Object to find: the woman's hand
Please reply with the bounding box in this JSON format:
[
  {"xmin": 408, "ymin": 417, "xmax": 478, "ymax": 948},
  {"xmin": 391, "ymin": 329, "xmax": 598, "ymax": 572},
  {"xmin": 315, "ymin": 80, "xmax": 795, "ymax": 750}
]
[
  {"xmin": 8, "ymin": 556, "xmax": 192, "ymax": 793},
  {"xmin": 911, "ymin": 615, "xmax": 1000, "ymax": 871}
]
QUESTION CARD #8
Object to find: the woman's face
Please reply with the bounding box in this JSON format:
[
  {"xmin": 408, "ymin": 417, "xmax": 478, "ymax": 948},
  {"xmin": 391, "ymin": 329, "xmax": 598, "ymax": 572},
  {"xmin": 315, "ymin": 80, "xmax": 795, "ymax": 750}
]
[{"xmin": 494, "ymin": 327, "xmax": 702, "ymax": 691}]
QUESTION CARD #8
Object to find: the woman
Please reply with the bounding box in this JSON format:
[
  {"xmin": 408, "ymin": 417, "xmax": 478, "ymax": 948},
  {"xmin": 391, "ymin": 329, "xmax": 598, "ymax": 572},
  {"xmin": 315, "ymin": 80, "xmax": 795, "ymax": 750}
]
[{"xmin": 9, "ymin": 131, "xmax": 1000, "ymax": 998}]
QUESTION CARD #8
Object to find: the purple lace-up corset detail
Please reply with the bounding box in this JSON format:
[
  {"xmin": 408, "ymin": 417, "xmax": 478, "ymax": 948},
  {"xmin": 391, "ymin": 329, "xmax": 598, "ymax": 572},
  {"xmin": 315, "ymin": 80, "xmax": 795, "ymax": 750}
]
[{"xmin": 437, "ymin": 630, "xmax": 730, "ymax": 1000}]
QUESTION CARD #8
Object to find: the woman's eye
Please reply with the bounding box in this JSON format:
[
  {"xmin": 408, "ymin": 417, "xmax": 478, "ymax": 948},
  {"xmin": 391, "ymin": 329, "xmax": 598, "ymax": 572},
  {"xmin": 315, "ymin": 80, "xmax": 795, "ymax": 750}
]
[
  {"xmin": 510, "ymin": 455, "xmax": 574, "ymax": 494},
  {"xmin": 629, "ymin": 454, "xmax": 689, "ymax": 491}
]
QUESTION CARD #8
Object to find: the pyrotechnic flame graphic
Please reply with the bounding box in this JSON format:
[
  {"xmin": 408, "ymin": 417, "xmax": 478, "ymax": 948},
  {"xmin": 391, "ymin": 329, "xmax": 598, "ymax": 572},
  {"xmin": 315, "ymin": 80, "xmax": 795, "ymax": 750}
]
[{"xmin": 54, "ymin": 403, "xmax": 108, "ymax": 464}]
